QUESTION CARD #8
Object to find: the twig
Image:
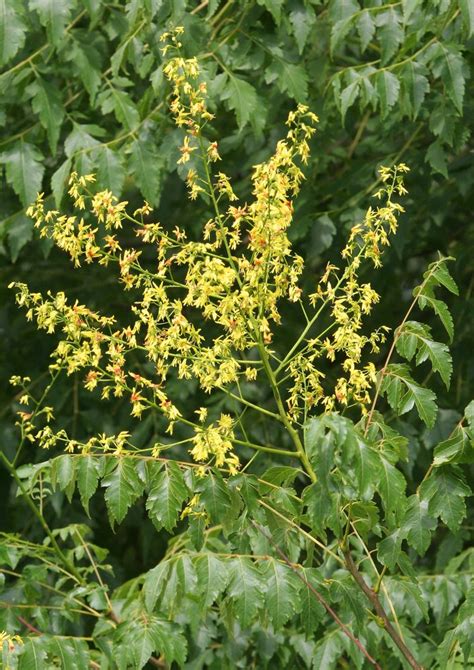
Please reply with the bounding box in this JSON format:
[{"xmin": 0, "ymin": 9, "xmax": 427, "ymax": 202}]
[
  {"xmin": 252, "ymin": 522, "xmax": 381, "ymax": 669},
  {"xmin": 343, "ymin": 550, "xmax": 424, "ymax": 670}
]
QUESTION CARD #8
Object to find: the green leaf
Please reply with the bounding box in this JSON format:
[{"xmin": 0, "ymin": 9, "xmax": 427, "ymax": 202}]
[
  {"xmin": 257, "ymin": 0, "xmax": 283, "ymax": 23},
  {"xmin": 382, "ymin": 364, "xmax": 438, "ymax": 428},
  {"xmin": 129, "ymin": 139, "xmax": 163, "ymax": 206},
  {"xmin": 221, "ymin": 74, "xmax": 259, "ymax": 128},
  {"xmin": 402, "ymin": 494, "xmax": 436, "ymax": 556},
  {"xmin": 197, "ymin": 471, "xmax": 232, "ymax": 523},
  {"xmin": 47, "ymin": 637, "xmax": 90, "ymax": 669},
  {"xmin": 18, "ymin": 638, "xmax": 47, "ymax": 669},
  {"xmin": 420, "ymin": 466, "xmax": 470, "ymax": 531},
  {"xmin": 194, "ymin": 553, "xmax": 229, "ymax": 609},
  {"xmin": 460, "ymin": 0, "xmax": 474, "ymax": 36},
  {"xmin": 350, "ymin": 433, "xmax": 380, "ymax": 499},
  {"xmin": 0, "ymin": 141, "xmax": 44, "ymax": 206},
  {"xmin": 7, "ymin": 213, "xmax": 33, "ymax": 262},
  {"xmin": 401, "ymin": 62, "xmax": 429, "ymax": 119},
  {"xmin": 357, "ymin": 11, "xmax": 375, "ymax": 53},
  {"xmin": 431, "ymin": 45, "xmax": 465, "ymax": 113},
  {"xmin": 331, "ymin": 15, "xmax": 355, "ymax": 55},
  {"xmin": 77, "ymin": 455, "xmax": 102, "ymax": 515},
  {"xmin": 29, "ymin": 0, "xmax": 75, "ymax": 45},
  {"xmin": 143, "ymin": 560, "xmax": 171, "ymax": 612},
  {"xmin": 376, "ymin": 455, "xmax": 407, "ymax": 516},
  {"xmin": 375, "ymin": 8, "xmax": 404, "ymax": 64},
  {"xmin": 426, "ymin": 139, "xmax": 448, "ymax": 178},
  {"xmin": 397, "ymin": 321, "xmax": 453, "ymax": 388},
  {"xmin": 51, "ymin": 454, "xmax": 76, "ymax": 498},
  {"xmin": 28, "ymin": 78, "xmax": 64, "ymax": 155},
  {"xmin": 417, "ymin": 294, "xmax": 454, "ymax": 341},
  {"xmin": 68, "ymin": 42, "xmax": 102, "ymax": 101},
  {"xmin": 376, "ymin": 70, "xmax": 400, "ymax": 118},
  {"xmin": 377, "ymin": 529, "xmax": 404, "ymax": 569},
  {"xmin": 433, "ymin": 425, "xmax": 474, "ymax": 466},
  {"xmin": 146, "ymin": 461, "xmax": 188, "ymax": 532},
  {"xmin": 0, "ymin": 0, "xmax": 26, "ymax": 66},
  {"xmin": 290, "ymin": 5, "xmax": 316, "ymax": 54},
  {"xmin": 299, "ymin": 568, "xmax": 325, "ymax": 634},
  {"xmin": 110, "ymin": 88, "xmax": 140, "ymax": 131},
  {"xmin": 340, "ymin": 79, "xmax": 360, "ymax": 123},
  {"xmin": 268, "ymin": 61, "xmax": 308, "ymax": 102},
  {"xmin": 312, "ymin": 630, "xmax": 344, "ymax": 669},
  {"xmin": 51, "ymin": 158, "xmax": 72, "ymax": 207},
  {"xmin": 227, "ymin": 557, "xmax": 264, "ymax": 626},
  {"xmin": 262, "ymin": 559, "xmax": 301, "ymax": 629},
  {"xmin": 97, "ymin": 146, "xmax": 125, "ymax": 195},
  {"xmin": 102, "ymin": 457, "xmax": 144, "ymax": 524},
  {"xmin": 122, "ymin": 617, "xmax": 187, "ymax": 669}
]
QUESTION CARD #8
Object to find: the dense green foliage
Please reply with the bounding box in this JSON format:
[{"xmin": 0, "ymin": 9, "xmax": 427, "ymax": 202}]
[{"xmin": 1, "ymin": 2, "xmax": 473, "ymax": 669}]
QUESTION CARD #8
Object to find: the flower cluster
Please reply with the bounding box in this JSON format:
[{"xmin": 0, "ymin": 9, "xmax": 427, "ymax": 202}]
[{"xmin": 13, "ymin": 29, "xmax": 408, "ymax": 474}]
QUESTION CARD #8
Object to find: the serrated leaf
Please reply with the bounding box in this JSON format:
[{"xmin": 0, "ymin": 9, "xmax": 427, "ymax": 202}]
[
  {"xmin": 290, "ymin": 5, "xmax": 316, "ymax": 54},
  {"xmin": 0, "ymin": 141, "xmax": 44, "ymax": 206},
  {"xmin": 420, "ymin": 466, "xmax": 470, "ymax": 531},
  {"xmin": 377, "ymin": 529, "xmax": 404, "ymax": 569},
  {"xmin": 312, "ymin": 630, "xmax": 344, "ymax": 669},
  {"xmin": 375, "ymin": 8, "xmax": 404, "ymax": 64},
  {"xmin": 51, "ymin": 158, "xmax": 72, "ymax": 207},
  {"xmin": 0, "ymin": 0, "xmax": 27, "ymax": 66},
  {"xmin": 129, "ymin": 138, "xmax": 163, "ymax": 206},
  {"xmin": 350, "ymin": 433, "xmax": 380, "ymax": 499},
  {"xmin": 221, "ymin": 75, "xmax": 258, "ymax": 128},
  {"xmin": 194, "ymin": 553, "xmax": 229, "ymax": 609},
  {"xmin": 69, "ymin": 42, "xmax": 102, "ymax": 101},
  {"xmin": 109, "ymin": 88, "xmax": 140, "ymax": 130},
  {"xmin": 122, "ymin": 616, "xmax": 187, "ymax": 668},
  {"xmin": 269, "ymin": 60, "xmax": 308, "ymax": 102},
  {"xmin": 7, "ymin": 213, "xmax": 33, "ymax": 261},
  {"xmin": 357, "ymin": 10, "xmax": 375, "ymax": 52},
  {"xmin": 402, "ymin": 495, "xmax": 436, "ymax": 555},
  {"xmin": 426, "ymin": 139, "xmax": 448, "ymax": 178},
  {"xmin": 51, "ymin": 454, "xmax": 75, "ymax": 493},
  {"xmin": 437, "ymin": 46, "xmax": 465, "ymax": 113},
  {"xmin": 28, "ymin": 77, "xmax": 64, "ymax": 155},
  {"xmin": 97, "ymin": 146, "xmax": 125, "ymax": 195},
  {"xmin": 146, "ymin": 461, "xmax": 188, "ymax": 532},
  {"xmin": 397, "ymin": 321, "xmax": 452, "ymax": 388},
  {"xmin": 227, "ymin": 557, "xmax": 264, "ymax": 626},
  {"xmin": 77, "ymin": 455, "xmax": 102, "ymax": 515},
  {"xmin": 48, "ymin": 637, "xmax": 90, "ymax": 670},
  {"xmin": 340, "ymin": 79, "xmax": 360, "ymax": 122},
  {"xmin": 29, "ymin": 0, "xmax": 74, "ymax": 45},
  {"xmin": 299, "ymin": 567, "xmax": 325, "ymax": 634},
  {"xmin": 143, "ymin": 560, "xmax": 171, "ymax": 612},
  {"xmin": 331, "ymin": 15, "xmax": 355, "ymax": 55},
  {"xmin": 102, "ymin": 457, "xmax": 144, "ymax": 524},
  {"xmin": 382, "ymin": 364, "xmax": 438, "ymax": 427},
  {"xmin": 18, "ymin": 638, "xmax": 47, "ymax": 669},
  {"xmin": 257, "ymin": 0, "xmax": 283, "ymax": 23},
  {"xmin": 417, "ymin": 294, "xmax": 454, "ymax": 341},
  {"xmin": 433, "ymin": 425, "xmax": 474, "ymax": 466},
  {"xmin": 376, "ymin": 70, "xmax": 400, "ymax": 118},
  {"xmin": 197, "ymin": 471, "xmax": 232, "ymax": 523},
  {"xmin": 460, "ymin": 0, "xmax": 474, "ymax": 36},
  {"xmin": 262, "ymin": 559, "xmax": 301, "ymax": 629},
  {"xmin": 401, "ymin": 61, "xmax": 429, "ymax": 119},
  {"xmin": 377, "ymin": 455, "xmax": 407, "ymax": 516}
]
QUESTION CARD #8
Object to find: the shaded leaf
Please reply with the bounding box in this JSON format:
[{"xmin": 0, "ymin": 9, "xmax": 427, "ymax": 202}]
[
  {"xmin": 0, "ymin": 0, "xmax": 26, "ymax": 66},
  {"xmin": 146, "ymin": 461, "xmax": 188, "ymax": 532},
  {"xmin": 0, "ymin": 141, "xmax": 44, "ymax": 206}
]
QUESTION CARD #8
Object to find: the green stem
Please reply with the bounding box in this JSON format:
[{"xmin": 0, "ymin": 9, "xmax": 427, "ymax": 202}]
[{"xmin": 0, "ymin": 451, "xmax": 82, "ymax": 583}]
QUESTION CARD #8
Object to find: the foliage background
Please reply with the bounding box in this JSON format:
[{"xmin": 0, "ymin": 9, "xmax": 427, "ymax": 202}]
[{"xmin": 0, "ymin": 0, "xmax": 473, "ymax": 668}]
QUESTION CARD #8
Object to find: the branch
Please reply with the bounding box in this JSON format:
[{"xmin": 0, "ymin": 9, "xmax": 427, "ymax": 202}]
[
  {"xmin": 343, "ymin": 550, "xmax": 424, "ymax": 670},
  {"xmin": 252, "ymin": 522, "xmax": 381, "ymax": 670}
]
